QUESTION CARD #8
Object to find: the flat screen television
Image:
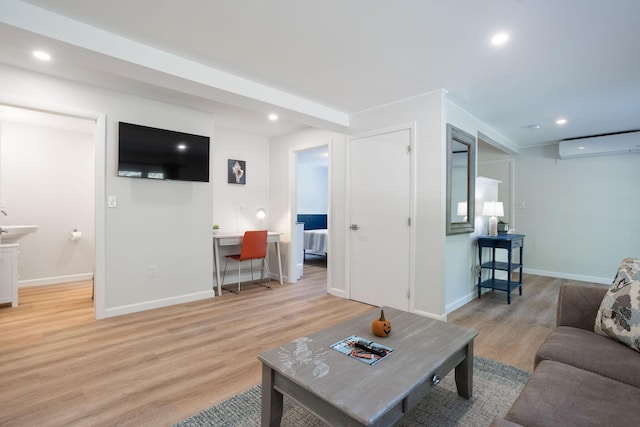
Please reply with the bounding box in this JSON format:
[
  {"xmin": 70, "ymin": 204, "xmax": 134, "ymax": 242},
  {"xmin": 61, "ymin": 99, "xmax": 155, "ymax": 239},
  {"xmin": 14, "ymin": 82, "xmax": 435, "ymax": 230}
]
[{"xmin": 118, "ymin": 122, "xmax": 210, "ymax": 182}]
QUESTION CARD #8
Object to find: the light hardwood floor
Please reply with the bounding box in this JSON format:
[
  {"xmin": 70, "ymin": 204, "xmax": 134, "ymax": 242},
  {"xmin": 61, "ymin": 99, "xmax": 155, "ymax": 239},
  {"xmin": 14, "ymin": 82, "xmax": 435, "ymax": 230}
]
[{"xmin": 0, "ymin": 262, "xmax": 602, "ymax": 427}]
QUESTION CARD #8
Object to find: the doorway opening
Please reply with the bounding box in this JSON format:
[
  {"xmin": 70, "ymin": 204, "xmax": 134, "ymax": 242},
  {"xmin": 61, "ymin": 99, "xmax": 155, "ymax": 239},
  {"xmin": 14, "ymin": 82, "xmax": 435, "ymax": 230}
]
[
  {"xmin": 0, "ymin": 104, "xmax": 96, "ymax": 314},
  {"xmin": 293, "ymin": 145, "xmax": 329, "ymax": 285}
]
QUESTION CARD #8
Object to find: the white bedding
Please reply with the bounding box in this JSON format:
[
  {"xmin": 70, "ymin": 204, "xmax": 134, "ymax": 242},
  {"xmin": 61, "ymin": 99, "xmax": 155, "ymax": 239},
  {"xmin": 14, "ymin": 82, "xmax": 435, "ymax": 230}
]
[{"xmin": 303, "ymin": 229, "xmax": 327, "ymax": 253}]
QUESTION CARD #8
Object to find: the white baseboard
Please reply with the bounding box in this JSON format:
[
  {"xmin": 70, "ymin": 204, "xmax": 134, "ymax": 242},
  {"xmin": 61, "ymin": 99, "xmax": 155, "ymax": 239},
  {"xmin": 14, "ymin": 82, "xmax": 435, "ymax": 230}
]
[
  {"xmin": 328, "ymin": 287, "xmax": 347, "ymax": 298},
  {"xmin": 445, "ymin": 291, "xmax": 477, "ymax": 315},
  {"xmin": 217, "ymin": 269, "xmax": 288, "ymax": 286},
  {"xmin": 523, "ymin": 268, "xmax": 610, "ymax": 285},
  {"xmin": 19, "ymin": 273, "xmax": 94, "ymax": 288},
  {"xmin": 443, "ymin": 270, "xmax": 610, "ymax": 316},
  {"xmin": 103, "ymin": 290, "xmax": 214, "ymax": 318},
  {"xmin": 413, "ymin": 308, "xmax": 446, "ymax": 322}
]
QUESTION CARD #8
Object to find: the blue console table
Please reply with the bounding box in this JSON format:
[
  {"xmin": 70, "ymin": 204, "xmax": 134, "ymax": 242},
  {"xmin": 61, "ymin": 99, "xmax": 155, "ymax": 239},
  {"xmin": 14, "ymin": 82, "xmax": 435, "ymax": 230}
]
[{"xmin": 477, "ymin": 234, "xmax": 525, "ymax": 304}]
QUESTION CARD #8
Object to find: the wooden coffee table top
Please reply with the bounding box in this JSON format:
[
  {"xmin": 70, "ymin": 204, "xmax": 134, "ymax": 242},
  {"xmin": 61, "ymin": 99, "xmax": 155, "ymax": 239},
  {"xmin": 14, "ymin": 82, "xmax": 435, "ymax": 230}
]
[{"xmin": 258, "ymin": 306, "xmax": 478, "ymax": 424}]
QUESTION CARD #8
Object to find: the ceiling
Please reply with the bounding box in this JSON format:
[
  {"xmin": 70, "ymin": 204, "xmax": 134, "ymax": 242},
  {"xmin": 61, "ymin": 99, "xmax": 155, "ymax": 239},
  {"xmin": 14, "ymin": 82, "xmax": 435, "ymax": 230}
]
[{"xmin": 1, "ymin": 0, "xmax": 639, "ymax": 148}]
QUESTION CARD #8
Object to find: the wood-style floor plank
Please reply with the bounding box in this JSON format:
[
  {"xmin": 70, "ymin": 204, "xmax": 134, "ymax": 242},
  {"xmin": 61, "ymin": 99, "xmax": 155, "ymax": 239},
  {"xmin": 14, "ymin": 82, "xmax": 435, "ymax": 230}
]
[
  {"xmin": 0, "ymin": 260, "xmax": 603, "ymax": 426},
  {"xmin": 447, "ymin": 274, "xmax": 603, "ymax": 371}
]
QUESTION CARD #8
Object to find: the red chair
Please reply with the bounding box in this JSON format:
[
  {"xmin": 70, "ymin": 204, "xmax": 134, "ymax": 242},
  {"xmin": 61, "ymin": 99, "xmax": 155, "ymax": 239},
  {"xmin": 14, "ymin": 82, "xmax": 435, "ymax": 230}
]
[{"xmin": 221, "ymin": 230, "xmax": 271, "ymax": 293}]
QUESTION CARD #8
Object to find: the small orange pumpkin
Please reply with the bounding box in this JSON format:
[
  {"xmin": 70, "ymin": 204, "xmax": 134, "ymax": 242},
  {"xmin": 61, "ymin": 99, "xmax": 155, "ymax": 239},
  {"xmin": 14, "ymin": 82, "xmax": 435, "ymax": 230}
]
[{"xmin": 371, "ymin": 309, "xmax": 392, "ymax": 337}]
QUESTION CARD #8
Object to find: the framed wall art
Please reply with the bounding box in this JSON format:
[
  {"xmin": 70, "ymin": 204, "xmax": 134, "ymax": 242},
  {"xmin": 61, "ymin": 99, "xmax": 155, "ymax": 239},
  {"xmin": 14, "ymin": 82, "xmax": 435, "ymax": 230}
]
[{"xmin": 228, "ymin": 159, "xmax": 246, "ymax": 184}]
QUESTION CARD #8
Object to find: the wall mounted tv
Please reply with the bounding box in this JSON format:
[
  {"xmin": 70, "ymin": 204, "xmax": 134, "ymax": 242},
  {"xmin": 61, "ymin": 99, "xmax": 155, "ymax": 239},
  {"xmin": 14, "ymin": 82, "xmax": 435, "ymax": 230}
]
[{"xmin": 118, "ymin": 122, "xmax": 210, "ymax": 182}]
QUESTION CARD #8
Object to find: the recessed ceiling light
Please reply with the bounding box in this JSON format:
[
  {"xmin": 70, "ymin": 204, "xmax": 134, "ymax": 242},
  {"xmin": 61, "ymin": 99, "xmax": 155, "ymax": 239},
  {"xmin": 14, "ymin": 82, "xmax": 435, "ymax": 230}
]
[
  {"xmin": 491, "ymin": 32, "xmax": 509, "ymax": 45},
  {"xmin": 578, "ymin": 146, "xmax": 585, "ymax": 150},
  {"xmin": 268, "ymin": 114, "xmax": 278, "ymax": 121},
  {"xmin": 527, "ymin": 124, "xmax": 542, "ymax": 129},
  {"xmin": 556, "ymin": 118, "xmax": 567, "ymax": 125},
  {"xmin": 177, "ymin": 143, "xmax": 187, "ymax": 151},
  {"xmin": 33, "ymin": 50, "xmax": 51, "ymax": 61}
]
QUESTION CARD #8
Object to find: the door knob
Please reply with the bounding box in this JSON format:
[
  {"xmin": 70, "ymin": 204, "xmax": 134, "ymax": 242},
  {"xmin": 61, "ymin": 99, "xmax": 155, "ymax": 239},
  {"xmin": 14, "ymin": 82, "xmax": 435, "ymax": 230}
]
[{"xmin": 350, "ymin": 224, "xmax": 359, "ymax": 230}]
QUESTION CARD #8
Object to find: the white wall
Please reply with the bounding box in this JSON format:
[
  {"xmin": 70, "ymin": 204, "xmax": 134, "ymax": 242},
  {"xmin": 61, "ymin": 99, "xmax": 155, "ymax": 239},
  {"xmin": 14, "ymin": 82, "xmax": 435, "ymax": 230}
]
[
  {"xmin": 0, "ymin": 120, "xmax": 94, "ymax": 284},
  {"xmin": 0, "ymin": 63, "xmax": 215, "ymax": 318},
  {"xmin": 297, "ymin": 164, "xmax": 328, "ymax": 214},
  {"xmin": 444, "ymin": 100, "xmax": 518, "ymax": 314},
  {"xmin": 212, "ymin": 127, "xmax": 269, "ymax": 232},
  {"xmin": 516, "ymin": 145, "xmax": 639, "ymax": 283}
]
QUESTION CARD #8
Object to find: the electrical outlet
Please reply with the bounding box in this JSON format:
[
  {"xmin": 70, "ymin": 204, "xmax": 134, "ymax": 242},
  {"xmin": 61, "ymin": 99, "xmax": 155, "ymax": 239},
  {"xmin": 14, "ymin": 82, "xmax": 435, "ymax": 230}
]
[{"xmin": 148, "ymin": 264, "xmax": 157, "ymax": 278}]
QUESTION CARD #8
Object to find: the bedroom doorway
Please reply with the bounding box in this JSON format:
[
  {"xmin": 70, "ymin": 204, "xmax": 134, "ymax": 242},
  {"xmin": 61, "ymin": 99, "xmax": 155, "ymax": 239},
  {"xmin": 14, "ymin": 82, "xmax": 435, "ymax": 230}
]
[{"xmin": 294, "ymin": 145, "xmax": 329, "ymax": 283}]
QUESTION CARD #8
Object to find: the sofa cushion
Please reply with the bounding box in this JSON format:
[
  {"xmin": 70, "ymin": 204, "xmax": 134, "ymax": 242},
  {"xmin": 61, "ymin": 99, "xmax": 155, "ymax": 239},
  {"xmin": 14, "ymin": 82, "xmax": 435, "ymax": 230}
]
[
  {"xmin": 536, "ymin": 325, "xmax": 640, "ymax": 388},
  {"xmin": 505, "ymin": 360, "xmax": 640, "ymax": 427},
  {"xmin": 594, "ymin": 279, "xmax": 640, "ymax": 352}
]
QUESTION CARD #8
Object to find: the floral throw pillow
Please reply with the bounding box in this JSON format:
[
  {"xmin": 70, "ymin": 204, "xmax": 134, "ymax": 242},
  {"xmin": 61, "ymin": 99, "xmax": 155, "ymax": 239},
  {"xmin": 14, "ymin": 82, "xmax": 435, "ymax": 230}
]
[
  {"xmin": 594, "ymin": 279, "xmax": 640, "ymax": 352},
  {"xmin": 611, "ymin": 257, "xmax": 640, "ymax": 289}
]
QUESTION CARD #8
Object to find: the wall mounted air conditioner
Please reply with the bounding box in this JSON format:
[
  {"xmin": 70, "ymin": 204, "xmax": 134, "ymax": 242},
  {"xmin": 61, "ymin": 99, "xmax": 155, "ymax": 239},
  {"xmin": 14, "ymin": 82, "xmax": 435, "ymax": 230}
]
[{"xmin": 559, "ymin": 131, "xmax": 640, "ymax": 159}]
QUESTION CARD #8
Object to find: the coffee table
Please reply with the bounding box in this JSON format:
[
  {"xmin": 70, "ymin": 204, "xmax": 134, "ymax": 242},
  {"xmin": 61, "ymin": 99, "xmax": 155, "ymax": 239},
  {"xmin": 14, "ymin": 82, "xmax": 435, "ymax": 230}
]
[{"xmin": 258, "ymin": 306, "xmax": 478, "ymax": 426}]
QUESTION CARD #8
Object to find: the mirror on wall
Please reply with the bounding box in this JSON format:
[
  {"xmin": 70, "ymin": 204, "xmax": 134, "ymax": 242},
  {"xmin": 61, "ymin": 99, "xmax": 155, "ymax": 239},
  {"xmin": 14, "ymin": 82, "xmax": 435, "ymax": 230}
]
[{"xmin": 446, "ymin": 124, "xmax": 476, "ymax": 235}]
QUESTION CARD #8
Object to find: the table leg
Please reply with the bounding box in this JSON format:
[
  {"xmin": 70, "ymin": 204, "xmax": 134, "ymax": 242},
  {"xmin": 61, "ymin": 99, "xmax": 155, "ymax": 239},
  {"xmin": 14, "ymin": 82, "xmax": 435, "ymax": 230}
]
[
  {"xmin": 507, "ymin": 245, "xmax": 513, "ymax": 304},
  {"xmin": 454, "ymin": 340, "xmax": 474, "ymax": 398},
  {"xmin": 519, "ymin": 245, "xmax": 524, "ymax": 295},
  {"xmin": 275, "ymin": 241, "xmax": 283, "ymax": 285},
  {"xmin": 261, "ymin": 363, "xmax": 283, "ymax": 427},
  {"xmin": 214, "ymin": 239, "xmax": 222, "ymax": 296}
]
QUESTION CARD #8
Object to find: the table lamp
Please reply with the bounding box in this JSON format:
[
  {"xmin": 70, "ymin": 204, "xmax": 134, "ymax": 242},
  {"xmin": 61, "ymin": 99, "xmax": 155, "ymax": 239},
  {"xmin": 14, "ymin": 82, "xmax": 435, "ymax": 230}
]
[
  {"xmin": 483, "ymin": 201, "xmax": 504, "ymax": 236},
  {"xmin": 256, "ymin": 208, "xmax": 266, "ymax": 229},
  {"xmin": 457, "ymin": 201, "xmax": 467, "ymax": 221}
]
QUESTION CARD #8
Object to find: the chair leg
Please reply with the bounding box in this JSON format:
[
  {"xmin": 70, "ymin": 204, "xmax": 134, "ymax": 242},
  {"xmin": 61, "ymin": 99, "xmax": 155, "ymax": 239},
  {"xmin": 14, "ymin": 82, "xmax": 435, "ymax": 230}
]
[
  {"xmin": 260, "ymin": 258, "xmax": 272, "ymax": 289},
  {"xmin": 221, "ymin": 258, "xmax": 241, "ymax": 294}
]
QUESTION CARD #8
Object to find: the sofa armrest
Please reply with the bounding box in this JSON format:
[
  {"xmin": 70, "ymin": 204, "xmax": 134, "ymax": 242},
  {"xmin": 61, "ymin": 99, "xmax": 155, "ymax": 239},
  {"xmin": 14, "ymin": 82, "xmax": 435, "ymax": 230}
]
[{"xmin": 556, "ymin": 283, "xmax": 608, "ymax": 330}]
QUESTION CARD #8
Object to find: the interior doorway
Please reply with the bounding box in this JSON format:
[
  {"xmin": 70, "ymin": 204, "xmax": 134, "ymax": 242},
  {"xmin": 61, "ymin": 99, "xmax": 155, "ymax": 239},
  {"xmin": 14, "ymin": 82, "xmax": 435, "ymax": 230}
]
[
  {"xmin": 477, "ymin": 136, "xmax": 515, "ymax": 230},
  {"xmin": 293, "ymin": 144, "xmax": 329, "ymax": 284},
  {"xmin": 0, "ymin": 104, "xmax": 97, "ymax": 313}
]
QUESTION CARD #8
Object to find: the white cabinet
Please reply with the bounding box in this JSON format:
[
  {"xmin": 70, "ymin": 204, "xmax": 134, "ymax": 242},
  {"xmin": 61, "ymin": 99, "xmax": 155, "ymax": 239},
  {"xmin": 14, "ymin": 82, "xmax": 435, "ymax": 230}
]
[
  {"xmin": 295, "ymin": 223, "xmax": 304, "ymax": 280},
  {"xmin": 0, "ymin": 244, "xmax": 18, "ymax": 307}
]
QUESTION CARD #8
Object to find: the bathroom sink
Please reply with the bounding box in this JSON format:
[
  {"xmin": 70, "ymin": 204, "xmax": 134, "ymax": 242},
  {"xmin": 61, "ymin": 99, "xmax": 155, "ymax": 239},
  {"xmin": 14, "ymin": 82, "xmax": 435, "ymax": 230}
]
[{"xmin": 0, "ymin": 225, "xmax": 40, "ymax": 244}]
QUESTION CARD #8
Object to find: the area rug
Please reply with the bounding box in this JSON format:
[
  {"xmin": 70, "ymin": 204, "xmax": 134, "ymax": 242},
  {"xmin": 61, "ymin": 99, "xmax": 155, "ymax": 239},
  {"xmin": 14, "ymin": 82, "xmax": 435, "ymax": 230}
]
[{"xmin": 176, "ymin": 357, "xmax": 530, "ymax": 427}]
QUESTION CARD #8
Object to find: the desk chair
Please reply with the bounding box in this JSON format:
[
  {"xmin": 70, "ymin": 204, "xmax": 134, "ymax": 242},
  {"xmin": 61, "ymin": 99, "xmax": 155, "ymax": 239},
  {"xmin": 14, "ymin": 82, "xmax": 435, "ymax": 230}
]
[{"xmin": 221, "ymin": 230, "xmax": 271, "ymax": 293}]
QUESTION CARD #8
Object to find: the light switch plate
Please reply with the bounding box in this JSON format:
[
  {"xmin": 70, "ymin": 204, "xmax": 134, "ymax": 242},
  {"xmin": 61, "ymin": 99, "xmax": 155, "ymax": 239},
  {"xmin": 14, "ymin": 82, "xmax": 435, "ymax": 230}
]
[{"xmin": 108, "ymin": 195, "xmax": 117, "ymax": 208}]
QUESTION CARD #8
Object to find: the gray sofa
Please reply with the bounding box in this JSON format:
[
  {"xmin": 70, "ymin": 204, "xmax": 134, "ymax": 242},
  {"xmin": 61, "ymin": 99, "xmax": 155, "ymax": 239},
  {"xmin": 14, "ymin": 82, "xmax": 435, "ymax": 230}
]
[{"xmin": 491, "ymin": 281, "xmax": 640, "ymax": 427}]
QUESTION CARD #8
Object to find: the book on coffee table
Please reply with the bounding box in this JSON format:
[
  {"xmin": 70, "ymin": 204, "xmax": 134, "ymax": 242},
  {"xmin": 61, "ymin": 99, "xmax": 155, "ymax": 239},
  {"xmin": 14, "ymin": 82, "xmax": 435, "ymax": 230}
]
[{"xmin": 330, "ymin": 335, "xmax": 394, "ymax": 365}]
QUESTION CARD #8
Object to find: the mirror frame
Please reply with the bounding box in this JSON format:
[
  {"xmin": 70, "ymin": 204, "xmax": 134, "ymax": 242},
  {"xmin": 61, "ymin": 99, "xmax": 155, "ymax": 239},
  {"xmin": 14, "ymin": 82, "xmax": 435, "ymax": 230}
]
[{"xmin": 446, "ymin": 123, "xmax": 476, "ymax": 235}]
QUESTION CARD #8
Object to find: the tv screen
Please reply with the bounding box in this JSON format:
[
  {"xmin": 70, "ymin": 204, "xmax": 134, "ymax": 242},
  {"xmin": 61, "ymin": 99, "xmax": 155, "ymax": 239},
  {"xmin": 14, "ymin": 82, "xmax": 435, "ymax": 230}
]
[{"xmin": 118, "ymin": 122, "xmax": 210, "ymax": 182}]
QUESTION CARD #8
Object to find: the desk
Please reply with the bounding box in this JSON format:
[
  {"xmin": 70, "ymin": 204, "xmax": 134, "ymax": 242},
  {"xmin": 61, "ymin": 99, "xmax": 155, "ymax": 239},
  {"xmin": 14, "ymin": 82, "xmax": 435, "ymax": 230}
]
[
  {"xmin": 212, "ymin": 231, "xmax": 283, "ymax": 296},
  {"xmin": 477, "ymin": 234, "xmax": 525, "ymax": 304}
]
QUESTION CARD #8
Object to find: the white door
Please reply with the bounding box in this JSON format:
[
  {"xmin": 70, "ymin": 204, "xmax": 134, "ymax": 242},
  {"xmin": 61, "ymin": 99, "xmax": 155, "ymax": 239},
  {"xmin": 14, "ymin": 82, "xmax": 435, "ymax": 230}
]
[{"xmin": 349, "ymin": 129, "xmax": 411, "ymax": 310}]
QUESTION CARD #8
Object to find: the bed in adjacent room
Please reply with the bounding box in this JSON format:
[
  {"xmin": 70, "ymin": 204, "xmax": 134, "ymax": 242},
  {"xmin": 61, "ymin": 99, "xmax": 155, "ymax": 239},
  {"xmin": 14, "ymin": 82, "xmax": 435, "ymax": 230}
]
[{"xmin": 297, "ymin": 214, "xmax": 328, "ymax": 257}]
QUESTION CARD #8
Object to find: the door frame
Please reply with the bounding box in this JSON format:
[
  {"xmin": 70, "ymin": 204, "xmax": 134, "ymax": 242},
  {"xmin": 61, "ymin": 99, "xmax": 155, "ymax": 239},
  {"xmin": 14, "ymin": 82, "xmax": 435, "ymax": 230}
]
[
  {"xmin": 0, "ymin": 96, "xmax": 105, "ymax": 319},
  {"xmin": 288, "ymin": 140, "xmax": 332, "ymax": 290},
  {"xmin": 346, "ymin": 122, "xmax": 417, "ymax": 310}
]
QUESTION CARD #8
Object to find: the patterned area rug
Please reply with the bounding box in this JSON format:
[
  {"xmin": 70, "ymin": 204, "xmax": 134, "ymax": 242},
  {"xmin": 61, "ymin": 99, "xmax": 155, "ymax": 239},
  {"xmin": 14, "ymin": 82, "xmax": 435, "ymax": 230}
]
[{"xmin": 176, "ymin": 357, "xmax": 530, "ymax": 427}]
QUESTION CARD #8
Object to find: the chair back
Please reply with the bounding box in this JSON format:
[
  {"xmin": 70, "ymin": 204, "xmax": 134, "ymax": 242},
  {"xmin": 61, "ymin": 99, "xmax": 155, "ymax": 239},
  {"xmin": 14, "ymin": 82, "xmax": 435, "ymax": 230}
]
[{"xmin": 240, "ymin": 230, "xmax": 268, "ymax": 260}]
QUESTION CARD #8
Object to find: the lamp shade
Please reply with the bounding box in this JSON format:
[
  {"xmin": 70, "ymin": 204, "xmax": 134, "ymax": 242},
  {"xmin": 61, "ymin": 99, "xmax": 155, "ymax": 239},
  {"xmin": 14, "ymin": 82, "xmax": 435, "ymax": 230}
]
[
  {"xmin": 482, "ymin": 201, "xmax": 504, "ymax": 217},
  {"xmin": 457, "ymin": 201, "xmax": 467, "ymax": 216}
]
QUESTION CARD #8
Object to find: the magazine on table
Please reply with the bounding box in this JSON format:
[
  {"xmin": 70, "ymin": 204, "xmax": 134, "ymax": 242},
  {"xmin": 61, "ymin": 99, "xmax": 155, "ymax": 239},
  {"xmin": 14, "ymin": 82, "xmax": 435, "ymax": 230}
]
[{"xmin": 330, "ymin": 335, "xmax": 394, "ymax": 365}]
